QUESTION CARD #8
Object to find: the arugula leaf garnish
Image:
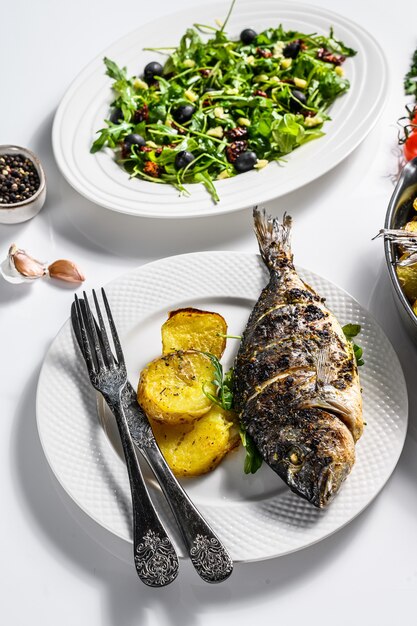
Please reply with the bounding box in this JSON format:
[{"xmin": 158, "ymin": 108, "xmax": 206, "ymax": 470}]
[
  {"xmin": 202, "ymin": 355, "xmax": 263, "ymax": 474},
  {"xmin": 240, "ymin": 429, "xmax": 263, "ymax": 474},
  {"xmin": 342, "ymin": 324, "xmax": 364, "ymax": 366}
]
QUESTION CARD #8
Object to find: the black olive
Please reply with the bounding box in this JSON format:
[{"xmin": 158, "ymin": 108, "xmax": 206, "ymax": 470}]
[
  {"xmin": 240, "ymin": 28, "xmax": 257, "ymax": 45},
  {"xmin": 234, "ymin": 151, "xmax": 257, "ymax": 173},
  {"xmin": 144, "ymin": 61, "xmax": 163, "ymax": 82},
  {"xmin": 174, "ymin": 150, "xmax": 195, "ymax": 170},
  {"xmin": 124, "ymin": 133, "xmax": 146, "ymax": 148},
  {"xmin": 110, "ymin": 107, "xmax": 123, "ymax": 124},
  {"xmin": 283, "ymin": 41, "xmax": 301, "ymax": 59},
  {"xmin": 289, "ymin": 89, "xmax": 307, "ymax": 112},
  {"xmin": 173, "ymin": 104, "xmax": 195, "ymax": 124}
]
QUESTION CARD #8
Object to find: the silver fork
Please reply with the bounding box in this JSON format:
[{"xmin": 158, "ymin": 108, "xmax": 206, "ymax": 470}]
[
  {"xmin": 72, "ymin": 290, "xmax": 179, "ymax": 587},
  {"xmin": 72, "ymin": 290, "xmax": 234, "ymax": 583}
]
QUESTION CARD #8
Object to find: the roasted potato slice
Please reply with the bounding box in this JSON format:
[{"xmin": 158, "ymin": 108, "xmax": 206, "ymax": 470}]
[
  {"xmin": 150, "ymin": 405, "xmax": 240, "ymax": 476},
  {"xmin": 138, "ymin": 350, "xmax": 216, "ymax": 424},
  {"xmin": 161, "ymin": 308, "xmax": 227, "ymax": 359},
  {"xmin": 396, "ymin": 254, "xmax": 417, "ymax": 302}
]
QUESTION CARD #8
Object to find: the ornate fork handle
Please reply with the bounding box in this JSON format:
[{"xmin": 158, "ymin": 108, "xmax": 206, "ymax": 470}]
[
  {"xmin": 104, "ymin": 394, "xmax": 179, "ymax": 587},
  {"xmin": 139, "ymin": 435, "xmax": 233, "ymax": 583}
]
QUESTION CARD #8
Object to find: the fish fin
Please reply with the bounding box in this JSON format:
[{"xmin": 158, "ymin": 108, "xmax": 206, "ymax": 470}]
[
  {"xmin": 253, "ymin": 207, "xmax": 293, "ymax": 271},
  {"xmin": 315, "ymin": 346, "xmax": 334, "ymax": 386}
]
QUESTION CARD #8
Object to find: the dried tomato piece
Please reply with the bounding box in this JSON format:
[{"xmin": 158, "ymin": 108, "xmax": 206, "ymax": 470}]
[
  {"xmin": 254, "ymin": 89, "xmax": 268, "ymax": 98},
  {"xmin": 256, "ymin": 48, "xmax": 272, "ymax": 58},
  {"xmin": 133, "ymin": 104, "xmax": 149, "ymax": 123},
  {"xmin": 316, "ymin": 48, "xmax": 345, "ymax": 66},
  {"xmin": 143, "ymin": 161, "xmax": 161, "ymax": 178},
  {"xmin": 199, "ymin": 68, "xmax": 211, "ymax": 78},
  {"xmin": 226, "ymin": 140, "xmax": 248, "ymax": 163},
  {"xmin": 225, "ymin": 126, "xmax": 248, "ymax": 141},
  {"xmin": 171, "ymin": 121, "xmax": 186, "ymax": 135}
]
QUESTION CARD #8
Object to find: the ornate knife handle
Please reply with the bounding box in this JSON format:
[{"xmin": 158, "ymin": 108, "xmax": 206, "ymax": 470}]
[{"xmin": 141, "ymin": 441, "xmax": 233, "ymax": 583}]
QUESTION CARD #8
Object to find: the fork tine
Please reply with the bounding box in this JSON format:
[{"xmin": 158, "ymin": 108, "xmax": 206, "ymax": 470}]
[
  {"xmin": 74, "ymin": 295, "xmax": 95, "ymax": 374},
  {"xmin": 92, "ymin": 289, "xmax": 114, "ymax": 367},
  {"xmin": 101, "ymin": 288, "xmax": 125, "ymax": 365},
  {"xmin": 83, "ymin": 291, "xmax": 106, "ymax": 371}
]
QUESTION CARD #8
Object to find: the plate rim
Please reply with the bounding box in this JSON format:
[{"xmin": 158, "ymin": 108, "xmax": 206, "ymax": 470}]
[
  {"xmin": 36, "ymin": 250, "xmax": 408, "ymax": 562},
  {"xmin": 52, "ymin": 0, "xmax": 389, "ymax": 219}
]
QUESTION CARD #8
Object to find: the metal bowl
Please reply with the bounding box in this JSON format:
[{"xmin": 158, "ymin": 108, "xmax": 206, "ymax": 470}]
[
  {"xmin": 0, "ymin": 145, "xmax": 46, "ymax": 224},
  {"xmin": 384, "ymin": 156, "xmax": 417, "ymax": 341}
]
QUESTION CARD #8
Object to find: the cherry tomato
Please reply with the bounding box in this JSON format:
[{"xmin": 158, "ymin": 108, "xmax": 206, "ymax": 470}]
[{"xmin": 404, "ymin": 131, "xmax": 417, "ymax": 161}]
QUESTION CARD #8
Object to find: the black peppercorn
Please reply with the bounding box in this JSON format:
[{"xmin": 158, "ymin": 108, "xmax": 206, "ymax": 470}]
[{"xmin": 0, "ymin": 154, "xmax": 40, "ymax": 204}]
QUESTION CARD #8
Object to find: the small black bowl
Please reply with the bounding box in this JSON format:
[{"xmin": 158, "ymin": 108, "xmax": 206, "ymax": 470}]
[{"xmin": 384, "ymin": 157, "xmax": 417, "ymax": 341}]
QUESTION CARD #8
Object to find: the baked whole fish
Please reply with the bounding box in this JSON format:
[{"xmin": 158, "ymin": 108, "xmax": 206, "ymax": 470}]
[{"xmin": 234, "ymin": 208, "xmax": 363, "ymax": 508}]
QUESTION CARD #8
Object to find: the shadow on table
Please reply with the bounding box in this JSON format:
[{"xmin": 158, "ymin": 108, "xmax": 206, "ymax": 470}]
[
  {"xmin": 13, "ymin": 367, "xmax": 376, "ymax": 626},
  {"xmin": 18, "ymin": 110, "xmax": 379, "ymax": 264}
]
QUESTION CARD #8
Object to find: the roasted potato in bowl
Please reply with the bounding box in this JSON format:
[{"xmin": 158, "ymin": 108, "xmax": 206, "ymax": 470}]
[
  {"xmin": 138, "ymin": 350, "xmax": 217, "ymax": 424},
  {"xmin": 150, "ymin": 405, "xmax": 240, "ymax": 476},
  {"xmin": 161, "ymin": 308, "xmax": 227, "ymax": 359}
]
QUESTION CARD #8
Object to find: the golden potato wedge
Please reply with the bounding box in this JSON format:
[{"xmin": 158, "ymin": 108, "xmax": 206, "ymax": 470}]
[
  {"xmin": 404, "ymin": 218, "xmax": 417, "ymax": 234},
  {"xmin": 161, "ymin": 308, "xmax": 227, "ymax": 359},
  {"xmin": 138, "ymin": 350, "xmax": 217, "ymax": 424},
  {"xmin": 150, "ymin": 405, "xmax": 240, "ymax": 476},
  {"xmin": 396, "ymin": 254, "xmax": 417, "ymax": 302}
]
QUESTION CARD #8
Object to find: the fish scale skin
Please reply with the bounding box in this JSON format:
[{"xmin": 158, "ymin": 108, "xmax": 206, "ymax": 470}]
[{"xmin": 233, "ymin": 208, "xmax": 363, "ymax": 507}]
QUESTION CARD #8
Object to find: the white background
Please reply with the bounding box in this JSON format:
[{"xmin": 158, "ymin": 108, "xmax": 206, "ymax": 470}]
[{"xmin": 1, "ymin": 0, "xmax": 416, "ymax": 624}]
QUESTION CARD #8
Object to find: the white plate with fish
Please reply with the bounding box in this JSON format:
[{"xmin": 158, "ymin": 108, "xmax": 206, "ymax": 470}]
[
  {"xmin": 36, "ymin": 245, "xmax": 407, "ymax": 562},
  {"xmin": 52, "ymin": 0, "xmax": 387, "ymax": 218}
]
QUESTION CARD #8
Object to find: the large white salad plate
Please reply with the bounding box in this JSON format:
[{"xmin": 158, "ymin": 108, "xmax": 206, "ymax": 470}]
[
  {"xmin": 36, "ymin": 251, "xmax": 407, "ymax": 562},
  {"xmin": 52, "ymin": 1, "xmax": 388, "ymax": 219}
]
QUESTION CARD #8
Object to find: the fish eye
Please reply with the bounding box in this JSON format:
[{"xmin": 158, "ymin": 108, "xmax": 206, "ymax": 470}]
[{"xmin": 287, "ymin": 447, "xmax": 304, "ymax": 467}]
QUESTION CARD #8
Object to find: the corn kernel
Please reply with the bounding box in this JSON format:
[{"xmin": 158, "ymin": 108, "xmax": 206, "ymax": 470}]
[
  {"xmin": 281, "ymin": 58, "xmax": 292, "ymax": 69},
  {"xmin": 217, "ymin": 170, "xmax": 231, "ymax": 180},
  {"xmin": 183, "ymin": 59, "xmax": 196, "ymax": 68},
  {"xmin": 335, "ymin": 66, "xmax": 344, "ymax": 76},
  {"xmin": 237, "ymin": 117, "xmax": 251, "ymax": 127}
]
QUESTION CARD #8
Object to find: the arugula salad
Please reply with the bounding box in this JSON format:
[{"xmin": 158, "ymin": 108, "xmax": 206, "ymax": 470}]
[{"xmin": 91, "ymin": 3, "xmax": 356, "ymax": 202}]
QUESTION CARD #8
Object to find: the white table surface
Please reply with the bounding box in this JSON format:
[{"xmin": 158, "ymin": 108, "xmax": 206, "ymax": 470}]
[{"xmin": 1, "ymin": 0, "xmax": 416, "ymax": 623}]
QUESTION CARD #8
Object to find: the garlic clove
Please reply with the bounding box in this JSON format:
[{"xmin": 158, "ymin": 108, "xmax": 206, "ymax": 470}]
[
  {"xmin": 11, "ymin": 245, "xmax": 47, "ymax": 279},
  {"xmin": 0, "ymin": 244, "xmax": 46, "ymax": 284},
  {"xmin": 48, "ymin": 259, "xmax": 85, "ymax": 283}
]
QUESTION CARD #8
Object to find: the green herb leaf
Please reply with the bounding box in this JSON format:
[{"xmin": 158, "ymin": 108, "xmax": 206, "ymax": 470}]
[
  {"xmin": 104, "ymin": 57, "xmax": 127, "ymax": 81},
  {"xmin": 404, "ymin": 48, "xmax": 417, "ymax": 97},
  {"xmin": 342, "ymin": 323, "xmax": 361, "ymax": 340},
  {"xmin": 240, "ymin": 429, "xmax": 263, "ymax": 474},
  {"xmin": 202, "ymin": 354, "xmax": 233, "ymax": 410},
  {"xmin": 342, "ymin": 324, "xmax": 364, "ymax": 366}
]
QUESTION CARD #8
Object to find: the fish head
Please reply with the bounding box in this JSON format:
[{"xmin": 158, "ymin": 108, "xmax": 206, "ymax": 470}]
[{"xmin": 256, "ymin": 408, "xmax": 355, "ymax": 507}]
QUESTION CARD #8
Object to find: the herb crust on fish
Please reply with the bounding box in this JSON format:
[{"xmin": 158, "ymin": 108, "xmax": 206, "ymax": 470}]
[{"xmin": 233, "ymin": 208, "xmax": 363, "ymax": 508}]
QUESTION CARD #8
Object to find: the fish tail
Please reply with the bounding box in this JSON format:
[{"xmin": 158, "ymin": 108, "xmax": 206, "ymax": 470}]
[{"xmin": 253, "ymin": 207, "xmax": 293, "ymax": 271}]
